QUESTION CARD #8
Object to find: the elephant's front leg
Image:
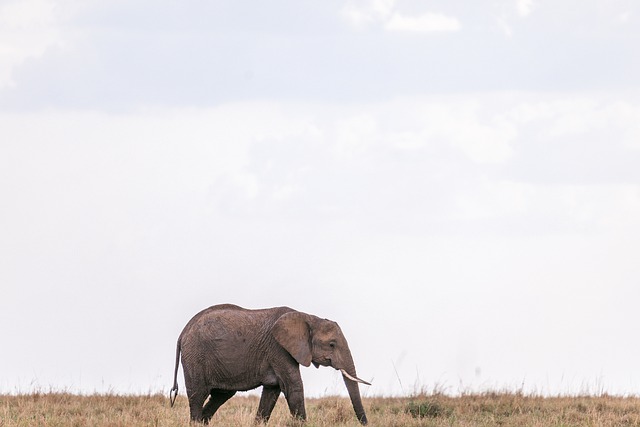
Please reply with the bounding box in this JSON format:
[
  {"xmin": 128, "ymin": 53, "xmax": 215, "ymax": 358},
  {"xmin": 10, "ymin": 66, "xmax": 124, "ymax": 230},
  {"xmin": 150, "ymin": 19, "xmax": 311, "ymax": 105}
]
[
  {"xmin": 255, "ymin": 386, "xmax": 281, "ymax": 423},
  {"xmin": 284, "ymin": 385, "xmax": 306, "ymax": 421}
]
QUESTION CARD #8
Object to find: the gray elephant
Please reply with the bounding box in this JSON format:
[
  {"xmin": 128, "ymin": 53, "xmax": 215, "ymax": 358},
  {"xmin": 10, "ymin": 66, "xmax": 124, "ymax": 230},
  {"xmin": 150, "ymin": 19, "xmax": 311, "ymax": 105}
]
[{"xmin": 169, "ymin": 304, "xmax": 370, "ymax": 424}]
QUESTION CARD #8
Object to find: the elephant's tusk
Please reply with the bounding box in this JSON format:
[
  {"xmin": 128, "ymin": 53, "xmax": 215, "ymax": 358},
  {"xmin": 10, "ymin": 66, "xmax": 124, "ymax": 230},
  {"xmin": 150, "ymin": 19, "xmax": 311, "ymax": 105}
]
[{"xmin": 340, "ymin": 368, "xmax": 372, "ymax": 386}]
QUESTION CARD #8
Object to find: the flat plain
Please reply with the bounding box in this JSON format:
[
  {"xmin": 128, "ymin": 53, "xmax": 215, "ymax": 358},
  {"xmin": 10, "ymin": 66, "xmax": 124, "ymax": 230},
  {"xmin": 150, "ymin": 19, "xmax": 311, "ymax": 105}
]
[{"xmin": 3, "ymin": 392, "xmax": 640, "ymax": 426}]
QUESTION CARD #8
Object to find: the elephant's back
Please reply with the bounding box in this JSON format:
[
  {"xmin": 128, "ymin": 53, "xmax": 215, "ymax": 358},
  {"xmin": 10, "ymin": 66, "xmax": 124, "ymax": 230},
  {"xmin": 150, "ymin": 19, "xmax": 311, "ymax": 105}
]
[{"xmin": 179, "ymin": 304, "xmax": 294, "ymax": 347}]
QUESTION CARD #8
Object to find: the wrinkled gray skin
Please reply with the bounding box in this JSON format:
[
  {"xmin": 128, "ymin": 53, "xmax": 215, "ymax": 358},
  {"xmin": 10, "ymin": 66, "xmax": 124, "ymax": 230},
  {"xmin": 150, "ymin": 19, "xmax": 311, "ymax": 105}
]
[{"xmin": 170, "ymin": 304, "xmax": 369, "ymax": 425}]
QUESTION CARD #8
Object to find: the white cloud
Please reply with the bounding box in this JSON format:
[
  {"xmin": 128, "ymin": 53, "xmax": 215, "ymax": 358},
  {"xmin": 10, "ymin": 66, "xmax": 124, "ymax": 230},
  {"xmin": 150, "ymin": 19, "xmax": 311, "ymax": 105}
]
[
  {"xmin": 507, "ymin": 97, "xmax": 640, "ymax": 150},
  {"xmin": 532, "ymin": 185, "xmax": 640, "ymax": 231},
  {"xmin": 389, "ymin": 130, "xmax": 426, "ymax": 150},
  {"xmin": 516, "ymin": 0, "xmax": 535, "ymax": 17},
  {"xmin": 0, "ymin": 0, "xmax": 56, "ymax": 27},
  {"xmin": 0, "ymin": 0, "xmax": 67, "ymax": 88},
  {"xmin": 340, "ymin": 0, "xmax": 396, "ymax": 28},
  {"xmin": 385, "ymin": 12, "xmax": 461, "ymax": 33},
  {"xmin": 607, "ymin": 102, "xmax": 640, "ymax": 150},
  {"xmin": 493, "ymin": 0, "xmax": 537, "ymax": 37},
  {"xmin": 454, "ymin": 180, "xmax": 531, "ymax": 221},
  {"xmin": 341, "ymin": 0, "xmax": 460, "ymax": 33},
  {"xmin": 495, "ymin": 14, "xmax": 513, "ymax": 37},
  {"xmin": 414, "ymin": 101, "xmax": 517, "ymax": 163},
  {"xmin": 333, "ymin": 114, "xmax": 378, "ymax": 159},
  {"xmin": 454, "ymin": 181, "xmax": 640, "ymax": 231}
]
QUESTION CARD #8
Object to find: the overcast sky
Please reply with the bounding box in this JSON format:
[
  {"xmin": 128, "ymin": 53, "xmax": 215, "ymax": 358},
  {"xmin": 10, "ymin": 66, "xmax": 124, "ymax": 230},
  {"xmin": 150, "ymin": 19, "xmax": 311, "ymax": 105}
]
[{"xmin": 2, "ymin": 0, "xmax": 640, "ymax": 398}]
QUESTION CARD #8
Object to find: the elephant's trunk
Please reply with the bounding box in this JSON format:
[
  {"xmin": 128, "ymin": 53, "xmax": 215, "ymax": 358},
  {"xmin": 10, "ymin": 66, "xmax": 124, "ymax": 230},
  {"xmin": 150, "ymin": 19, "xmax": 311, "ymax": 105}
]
[{"xmin": 340, "ymin": 354, "xmax": 368, "ymax": 425}]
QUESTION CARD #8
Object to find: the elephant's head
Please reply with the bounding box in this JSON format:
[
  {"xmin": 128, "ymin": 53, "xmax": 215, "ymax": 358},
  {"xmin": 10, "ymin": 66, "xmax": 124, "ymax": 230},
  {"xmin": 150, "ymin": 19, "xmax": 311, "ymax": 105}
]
[{"xmin": 272, "ymin": 311, "xmax": 370, "ymax": 425}]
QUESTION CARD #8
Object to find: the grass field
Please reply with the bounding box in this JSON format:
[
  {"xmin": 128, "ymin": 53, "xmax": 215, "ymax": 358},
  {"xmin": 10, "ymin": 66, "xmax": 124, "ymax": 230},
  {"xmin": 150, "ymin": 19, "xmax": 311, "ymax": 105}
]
[{"xmin": 3, "ymin": 392, "xmax": 640, "ymax": 426}]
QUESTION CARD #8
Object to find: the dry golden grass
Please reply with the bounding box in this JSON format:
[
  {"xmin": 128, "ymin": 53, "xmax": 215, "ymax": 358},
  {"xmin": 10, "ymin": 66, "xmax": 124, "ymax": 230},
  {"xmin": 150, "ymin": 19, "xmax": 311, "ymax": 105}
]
[{"xmin": 3, "ymin": 392, "xmax": 640, "ymax": 426}]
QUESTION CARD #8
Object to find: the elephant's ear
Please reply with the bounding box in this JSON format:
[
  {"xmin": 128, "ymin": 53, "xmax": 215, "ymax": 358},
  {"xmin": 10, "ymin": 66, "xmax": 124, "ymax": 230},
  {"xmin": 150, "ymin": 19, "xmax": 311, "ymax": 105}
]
[{"xmin": 272, "ymin": 311, "xmax": 313, "ymax": 367}]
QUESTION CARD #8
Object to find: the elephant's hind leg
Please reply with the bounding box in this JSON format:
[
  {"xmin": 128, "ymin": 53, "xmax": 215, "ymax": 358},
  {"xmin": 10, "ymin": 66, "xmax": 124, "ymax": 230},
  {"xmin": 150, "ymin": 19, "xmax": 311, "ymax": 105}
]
[
  {"xmin": 256, "ymin": 386, "xmax": 281, "ymax": 423},
  {"xmin": 187, "ymin": 389, "xmax": 208, "ymax": 422},
  {"xmin": 202, "ymin": 390, "xmax": 236, "ymax": 423}
]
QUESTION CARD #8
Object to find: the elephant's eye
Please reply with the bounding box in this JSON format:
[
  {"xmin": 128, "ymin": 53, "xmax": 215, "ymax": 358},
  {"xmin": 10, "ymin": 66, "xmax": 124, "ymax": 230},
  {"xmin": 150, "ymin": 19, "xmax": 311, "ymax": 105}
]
[{"xmin": 329, "ymin": 342, "xmax": 336, "ymax": 349}]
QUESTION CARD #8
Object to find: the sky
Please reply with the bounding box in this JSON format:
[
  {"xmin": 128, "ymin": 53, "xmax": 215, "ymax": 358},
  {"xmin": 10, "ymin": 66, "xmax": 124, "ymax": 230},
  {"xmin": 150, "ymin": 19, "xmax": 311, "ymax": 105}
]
[{"xmin": 1, "ymin": 0, "xmax": 640, "ymax": 399}]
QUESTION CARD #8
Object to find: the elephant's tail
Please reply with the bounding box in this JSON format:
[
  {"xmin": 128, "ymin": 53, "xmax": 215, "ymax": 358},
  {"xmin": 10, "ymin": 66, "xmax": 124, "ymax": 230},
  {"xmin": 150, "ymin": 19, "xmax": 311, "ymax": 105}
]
[{"xmin": 169, "ymin": 338, "xmax": 181, "ymax": 407}]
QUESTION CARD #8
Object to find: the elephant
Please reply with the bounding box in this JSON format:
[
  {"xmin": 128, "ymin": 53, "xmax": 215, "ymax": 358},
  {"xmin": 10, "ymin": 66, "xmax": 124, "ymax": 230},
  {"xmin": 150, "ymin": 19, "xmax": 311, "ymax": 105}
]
[{"xmin": 169, "ymin": 304, "xmax": 370, "ymax": 425}]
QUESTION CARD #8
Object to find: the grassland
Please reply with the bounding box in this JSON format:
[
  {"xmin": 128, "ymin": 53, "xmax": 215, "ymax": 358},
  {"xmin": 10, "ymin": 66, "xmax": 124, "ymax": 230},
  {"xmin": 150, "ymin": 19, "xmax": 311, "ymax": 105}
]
[{"xmin": 3, "ymin": 392, "xmax": 640, "ymax": 426}]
